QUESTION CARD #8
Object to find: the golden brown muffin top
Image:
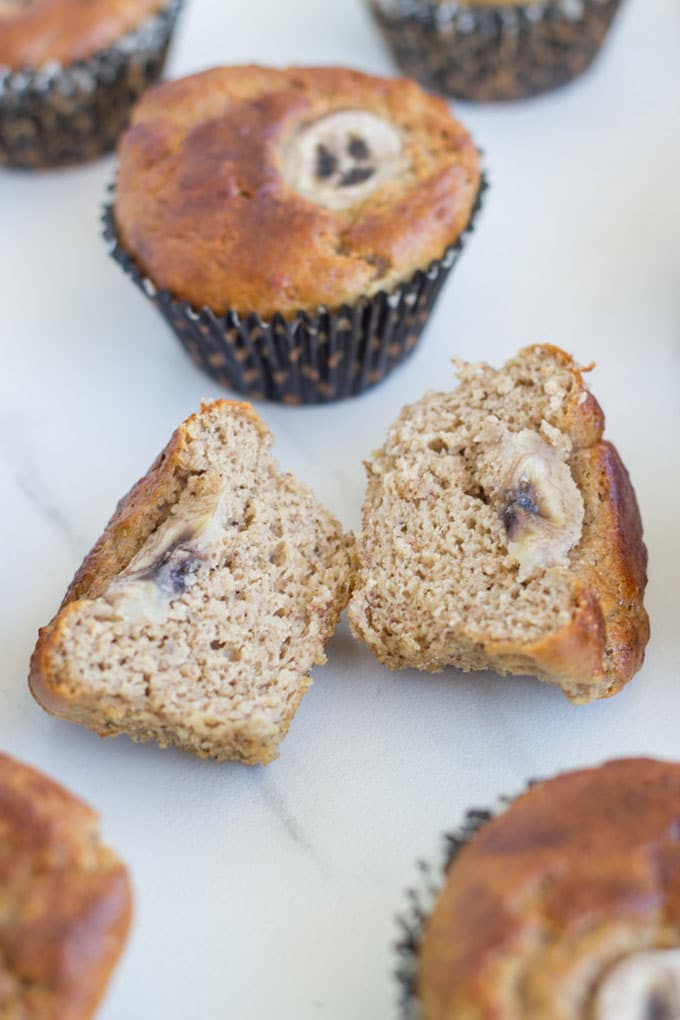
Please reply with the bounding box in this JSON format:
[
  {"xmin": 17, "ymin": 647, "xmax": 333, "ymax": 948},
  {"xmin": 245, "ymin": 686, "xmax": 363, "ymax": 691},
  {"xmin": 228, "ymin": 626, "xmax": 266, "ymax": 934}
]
[
  {"xmin": 0, "ymin": 751, "xmax": 132, "ymax": 1018},
  {"xmin": 0, "ymin": 0, "xmax": 167, "ymax": 70},
  {"xmin": 114, "ymin": 65, "xmax": 481, "ymax": 319},
  {"xmin": 419, "ymin": 759, "xmax": 680, "ymax": 1020}
]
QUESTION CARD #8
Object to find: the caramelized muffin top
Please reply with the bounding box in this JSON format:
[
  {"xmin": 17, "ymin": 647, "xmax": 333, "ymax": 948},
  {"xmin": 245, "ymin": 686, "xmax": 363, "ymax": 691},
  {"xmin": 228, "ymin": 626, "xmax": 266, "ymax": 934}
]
[
  {"xmin": 419, "ymin": 759, "xmax": 680, "ymax": 1020},
  {"xmin": 0, "ymin": 0, "xmax": 167, "ymax": 70},
  {"xmin": 0, "ymin": 751, "xmax": 132, "ymax": 1017},
  {"xmin": 114, "ymin": 65, "xmax": 481, "ymax": 319}
]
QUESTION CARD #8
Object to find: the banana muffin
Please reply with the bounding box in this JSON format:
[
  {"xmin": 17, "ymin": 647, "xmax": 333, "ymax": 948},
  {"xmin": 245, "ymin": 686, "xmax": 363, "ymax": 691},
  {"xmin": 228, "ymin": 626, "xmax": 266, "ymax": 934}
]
[
  {"xmin": 0, "ymin": 750, "xmax": 132, "ymax": 1018},
  {"xmin": 349, "ymin": 345, "xmax": 649, "ymax": 703},
  {"xmin": 368, "ymin": 0, "xmax": 624, "ymax": 102},
  {"xmin": 0, "ymin": 0, "xmax": 182, "ymax": 167},
  {"xmin": 402, "ymin": 759, "xmax": 680, "ymax": 1020},
  {"xmin": 107, "ymin": 64, "xmax": 484, "ymax": 403},
  {"xmin": 30, "ymin": 400, "xmax": 353, "ymax": 765}
]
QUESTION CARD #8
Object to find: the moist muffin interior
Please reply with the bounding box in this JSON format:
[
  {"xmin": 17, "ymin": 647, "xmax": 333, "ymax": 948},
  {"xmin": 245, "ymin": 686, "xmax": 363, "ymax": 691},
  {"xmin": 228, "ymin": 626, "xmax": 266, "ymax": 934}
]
[
  {"xmin": 349, "ymin": 344, "xmax": 649, "ymax": 700},
  {"xmin": 31, "ymin": 402, "xmax": 353, "ymax": 764},
  {"xmin": 352, "ymin": 349, "xmax": 584, "ymax": 648}
]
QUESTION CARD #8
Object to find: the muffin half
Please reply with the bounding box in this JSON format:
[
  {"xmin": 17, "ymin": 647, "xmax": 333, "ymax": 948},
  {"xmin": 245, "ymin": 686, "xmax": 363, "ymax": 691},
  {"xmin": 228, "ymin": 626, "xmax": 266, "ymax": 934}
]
[
  {"xmin": 30, "ymin": 400, "xmax": 353, "ymax": 764},
  {"xmin": 349, "ymin": 345, "xmax": 649, "ymax": 703}
]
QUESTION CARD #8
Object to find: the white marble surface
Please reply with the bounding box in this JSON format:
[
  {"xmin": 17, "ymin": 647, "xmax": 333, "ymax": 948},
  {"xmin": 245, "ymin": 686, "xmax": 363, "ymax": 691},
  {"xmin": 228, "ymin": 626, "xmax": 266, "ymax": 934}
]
[{"xmin": 1, "ymin": 0, "xmax": 679, "ymax": 1016}]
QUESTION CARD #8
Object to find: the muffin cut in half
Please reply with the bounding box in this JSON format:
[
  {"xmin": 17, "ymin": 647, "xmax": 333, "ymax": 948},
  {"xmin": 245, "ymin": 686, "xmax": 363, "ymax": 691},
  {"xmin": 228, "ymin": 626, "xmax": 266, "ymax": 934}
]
[
  {"xmin": 0, "ymin": 751, "xmax": 132, "ymax": 1018},
  {"xmin": 30, "ymin": 401, "xmax": 353, "ymax": 764},
  {"xmin": 349, "ymin": 345, "xmax": 649, "ymax": 703}
]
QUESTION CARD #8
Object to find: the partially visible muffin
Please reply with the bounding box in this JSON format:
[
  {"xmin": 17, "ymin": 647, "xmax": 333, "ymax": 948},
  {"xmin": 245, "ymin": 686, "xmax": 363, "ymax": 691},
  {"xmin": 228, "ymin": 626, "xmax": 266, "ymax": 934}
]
[
  {"xmin": 30, "ymin": 400, "xmax": 354, "ymax": 764},
  {"xmin": 0, "ymin": 0, "xmax": 182, "ymax": 167},
  {"xmin": 368, "ymin": 0, "xmax": 624, "ymax": 102},
  {"xmin": 413, "ymin": 759, "xmax": 680, "ymax": 1020},
  {"xmin": 0, "ymin": 0, "xmax": 167, "ymax": 69},
  {"xmin": 349, "ymin": 345, "xmax": 649, "ymax": 703},
  {"xmin": 107, "ymin": 65, "xmax": 484, "ymax": 403},
  {"xmin": 0, "ymin": 750, "xmax": 131, "ymax": 1018}
]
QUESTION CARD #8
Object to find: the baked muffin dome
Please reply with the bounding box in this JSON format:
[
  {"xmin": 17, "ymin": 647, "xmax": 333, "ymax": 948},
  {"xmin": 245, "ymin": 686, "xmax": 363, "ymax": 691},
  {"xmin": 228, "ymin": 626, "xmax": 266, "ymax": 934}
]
[
  {"xmin": 419, "ymin": 759, "xmax": 680, "ymax": 1020},
  {"xmin": 0, "ymin": 0, "xmax": 167, "ymax": 70},
  {"xmin": 0, "ymin": 751, "xmax": 131, "ymax": 1017},
  {"xmin": 114, "ymin": 65, "xmax": 481, "ymax": 319}
]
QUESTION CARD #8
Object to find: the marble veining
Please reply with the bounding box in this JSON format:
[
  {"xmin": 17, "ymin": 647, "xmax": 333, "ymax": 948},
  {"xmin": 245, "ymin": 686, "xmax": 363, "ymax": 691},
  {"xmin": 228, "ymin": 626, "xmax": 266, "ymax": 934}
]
[{"xmin": 0, "ymin": 416, "xmax": 85, "ymax": 557}]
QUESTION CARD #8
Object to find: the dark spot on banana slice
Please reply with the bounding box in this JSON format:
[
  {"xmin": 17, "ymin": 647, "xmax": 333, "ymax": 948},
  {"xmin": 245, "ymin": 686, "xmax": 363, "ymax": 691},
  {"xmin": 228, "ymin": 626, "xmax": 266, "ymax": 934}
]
[
  {"xmin": 502, "ymin": 483, "xmax": 540, "ymax": 540},
  {"xmin": 646, "ymin": 990, "xmax": 677, "ymax": 1020},
  {"xmin": 315, "ymin": 144, "xmax": 338, "ymax": 180},
  {"xmin": 348, "ymin": 135, "xmax": 370, "ymax": 160},
  {"xmin": 339, "ymin": 166, "xmax": 375, "ymax": 188},
  {"xmin": 135, "ymin": 530, "xmax": 201, "ymax": 596}
]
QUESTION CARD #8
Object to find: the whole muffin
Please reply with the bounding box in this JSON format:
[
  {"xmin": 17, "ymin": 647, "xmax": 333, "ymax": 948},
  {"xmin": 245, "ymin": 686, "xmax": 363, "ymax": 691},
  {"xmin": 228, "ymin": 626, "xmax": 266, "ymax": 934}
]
[
  {"xmin": 0, "ymin": 750, "xmax": 132, "ymax": 1017},
  {"xmin": 399, "ymin": 759, "xmax": 680, "ymax": 1019},
  {"xmin": 368, "ymin": 0, "xmax": 624, "ymax": 102},
  {"xmin": 0, "ymin": 0, "xmax": 183, "ymax": 167},
  {"xmin": 107, "ymin": 65, "xmax": 484, "ymax": 404}
]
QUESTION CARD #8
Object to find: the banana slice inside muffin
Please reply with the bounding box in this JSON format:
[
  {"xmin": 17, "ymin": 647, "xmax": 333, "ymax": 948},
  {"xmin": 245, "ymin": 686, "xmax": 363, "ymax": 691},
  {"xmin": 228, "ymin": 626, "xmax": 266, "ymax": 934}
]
[
  {"xmin": 476, "ymin": 420, "xmax": 584, "ymax": 582},
  {"xmin": 104, "ymin": 473, "xmax": 225, "ymax": 626}
]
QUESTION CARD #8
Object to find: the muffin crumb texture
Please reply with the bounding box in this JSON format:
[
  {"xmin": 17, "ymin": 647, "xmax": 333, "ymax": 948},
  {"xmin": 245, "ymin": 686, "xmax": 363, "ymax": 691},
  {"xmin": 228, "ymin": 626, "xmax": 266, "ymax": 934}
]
[
  {"xmin": 349, "ymin": 345, "xmax": 649, "ymax": 702},
  {"xmin": 30, "ymin": 401, "xmax": 353, "ymax": 764},
  {"xmin": 0, "ymin": 752, "xmax": 131, "ymax": 1018}
]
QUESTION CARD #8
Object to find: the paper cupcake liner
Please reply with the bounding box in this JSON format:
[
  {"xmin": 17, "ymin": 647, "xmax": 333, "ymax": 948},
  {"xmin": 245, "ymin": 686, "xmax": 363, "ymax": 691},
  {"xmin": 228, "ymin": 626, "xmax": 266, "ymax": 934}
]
[
  {"xmin": 395, "ymin": 783, "xmax": 539, "ymax": 1017},
  {"xmin": 101, "ymin": 178, "xmax": 487, "ymax": 405},
  {"xmin": 368, "ymin": 0, "xmax": 623, "ymax": 102},
  {"xmin": 0, "ymin": 0, "xmax": 182, "ymax": 169}
]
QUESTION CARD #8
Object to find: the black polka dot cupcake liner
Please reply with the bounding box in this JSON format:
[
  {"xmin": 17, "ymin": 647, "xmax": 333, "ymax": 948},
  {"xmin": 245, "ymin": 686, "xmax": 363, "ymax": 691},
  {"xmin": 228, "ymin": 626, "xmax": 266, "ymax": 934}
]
[
  {"xmin": 395, "ymin": 785, "xmax": 536, "ymax": 1018},
  {"xmin": 368, "ymin": 0, "xmax": 623, "ymax": 103},
  {"xmin": 0, "ymin": 0, "xmax": 182, "ymax": 169},
  {"xmin": 101, "ymin": 177, "xmax": 487, "ymax": 406}
]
